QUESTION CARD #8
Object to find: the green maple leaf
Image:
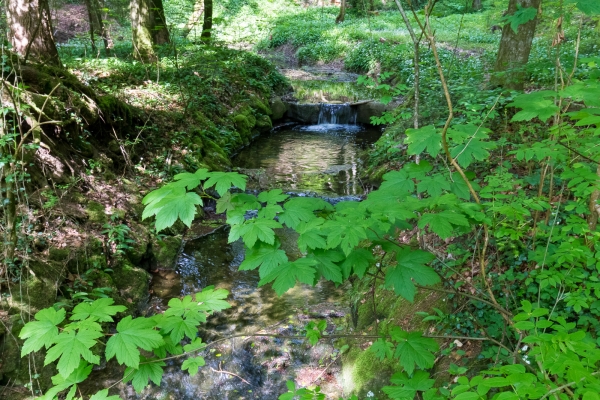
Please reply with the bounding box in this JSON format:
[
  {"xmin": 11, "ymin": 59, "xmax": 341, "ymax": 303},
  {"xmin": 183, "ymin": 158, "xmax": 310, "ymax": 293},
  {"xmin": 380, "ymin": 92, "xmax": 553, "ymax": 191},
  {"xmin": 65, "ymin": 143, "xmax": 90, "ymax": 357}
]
[
  {"xmin": 160, "ymin": 316, "xmax": 198, "ymax": 343},
  {"xmin": 418, "ymin": 210, "xmax": 470, "ymax": 238},
  {"xmin": 405, "ymin": 125, "xmax": 441, "ymax": 158},
  {"xmin": 383, "ymin": 371, "xmax": 435, "ymax": 399},
  {"xmin": 278, "ymin": 199, "xmax": 318, "ymax": 229},
  {"xmin": 501, "ymin": 5, "xmax": 537, "ymax": 33},
  {"xmin": 390, "ymin": 328, "xmax": 439, "ymax": 374},
  {"xmin": 370, "ymin": 338, "xmax": 394, "ymax": 360},
  {"xmin": 404, "ymin": 161, "xmax": 433, "ymax": 179},
  {"xmin": 89, "ymin": 389, "xmax": 122, "ymax": 400},
  {"xmin": 448, "ymin": 124, "xmax": 496, "ymax": 168},
  {"xmin": 142, "ymin": 187, "xmax": 203, "ymax": 231},
  {"xmin": 71, "ymin": 298, "xmax": 127, "ymax": 323},
  {"xmin": 165, "ymin": 295, "xmax": 207, "ymax": 323},
  {"xmin": 124, "ymin": 358, "xmax": 165, "ymax": 393},
  {"xmin": 310, "ymin": 249, "xmax": 344, "ymax": 283},
  {"xmin": 45, "ymin": 329, "xmax": 102, "ymax": 377},
  {"xmin": 105, "ymin": 316, "xmax": 164, "ymax": 369},
  {"xmin": 508, "ymin": 91, "xmax": 559, "ymax": 122},
  {"xmin": 384, "ymin": 248, "xmax": 438, "ymax": 302},
  {"xmin": 183, "ymin": 337, "xmax": 206, "ymax": 353},
  {"xmin": 324, "ymin": 218, "xmax": 367, "ymax": 255},
  {"xmin": 42, "ymin": 360, "xmax": 92, "ymax": 400},
  {"xmin": 218, "ymin": 191, "xmax": 260, "ymax": 214},
  {"xmin": 258, "ymin": 204, "xmax": 283, "ymax": 219},
  {"xmin": 239, "ymin": 241, "xmax": 288, "ymax": 278},
  {"xmin": 229, "ymin": 218, "xmax": 283, "ymax": 248},
  {"xmin": 170, "ymin": 169, "xmax": 210, "ymax": 190},
  {"xmin": 19, "ymin": 307, "xmax": 65, "ymax": 355},
  {"xmin": 259, "ymin": 258, "xmax": 317, "ymax": 295},
  {"xmin": 341, "ymin": 248, "xmax": 375, "ymax": 279},
  {"xmin": 417, "ymin": 174, "xmax": 451, "ymax": 198},
  {"xmin": 203, "ymin": 171, "xmax": 247, "ymax": 196},
  {"xmin": 450, "ymin": 177, "xmax": 471, "ymax": 200},
  {"xmin": 567, "ymin": 0, "xmax": 600, "ymax": 15},
  {"xmin": 258, "ymin": 189, "xmax": 290, "ymax": 204},
  {"xmin": 380, "ymin": 170, "xmax": 415, "ymax": 194},
  {"xmin": 297, "ymin": 218, "xmax": 327, "ymax": 252},
  {"xmin": 182, "ymin": 356, "xmax": 206, "ymax": 377},
  {"xmin": 195, "ymin": 286, "xmax": 231, "ymax": 313}
]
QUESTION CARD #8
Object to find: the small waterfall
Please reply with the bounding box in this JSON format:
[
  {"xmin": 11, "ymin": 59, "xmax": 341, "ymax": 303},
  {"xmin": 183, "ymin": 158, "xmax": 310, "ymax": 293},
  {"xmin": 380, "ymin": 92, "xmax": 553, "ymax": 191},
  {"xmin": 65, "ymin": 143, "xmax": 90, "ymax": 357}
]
[{"xmin": 318, "ymin": 103, "xmax": 357, "ymax": 124}]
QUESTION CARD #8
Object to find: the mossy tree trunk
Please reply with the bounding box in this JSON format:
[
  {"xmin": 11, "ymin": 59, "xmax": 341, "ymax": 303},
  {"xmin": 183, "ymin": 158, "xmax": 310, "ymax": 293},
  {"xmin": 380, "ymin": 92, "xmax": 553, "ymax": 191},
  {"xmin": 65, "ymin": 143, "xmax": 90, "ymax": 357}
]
[
  {"xmin": 201, "ymin": 0, "xmax": 213, "ymax": 41},
  {"xmin": 152, "ymin": 0, "xmax": 170, "ymax": 45},
  {"xmin": 130, "ymin": 0, "xmax": 169, "ymax": 61},
  {"xmin": 471, "ymin": 0, "xmax": 482, "ymax": 11},
  {"xmin": 6, "ymin": 0, "xmax": 60, "ymax": 65},
  {"xmin": 336, "ymin": 0, "xmax": 346, "ymax": 23},
  {"xmin": 84, "ymin": 0, "xmax": 113, "ymax": 55},
  {"xmin": 491, "ymin": 0, "xmax": 541, "ymax": 90},
  {"xmin": 182, "ymin": 0, "xmax": 204, "ymax": 38}
]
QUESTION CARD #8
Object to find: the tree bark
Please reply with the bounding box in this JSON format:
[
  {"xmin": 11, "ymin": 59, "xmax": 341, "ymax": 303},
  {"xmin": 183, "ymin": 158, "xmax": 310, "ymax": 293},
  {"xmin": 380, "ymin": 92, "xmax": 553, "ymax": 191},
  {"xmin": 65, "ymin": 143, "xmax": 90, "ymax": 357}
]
[
  {"xmin": 201, "ymin": 0, "xmax": 213, "ymax": 41},
  {"xmin": 6, "ymin": 0, "xmax": 60, "ymax": 65},
  {"xmin": 336, "ymin": 0, "xmax": 346, "ymax": 23},
  {"xmin": 491, "ymin": 0, "xmax": 541, "ymax": 90},
  {"xmin": 151, "ymin": 0, "xmax": 170, "ymax": 45},
  {"xmin": 84, "ymin": 0, "xmax": 98, "ymax": 54},
  {"xmin": 471, "ymin": 0, "xmax": 482, "ymax": 11},
  {"xmin": 86, "ymin": 0, "xmax": 113, "ymax": 55},
  {"xmin": 182, "ymin": 0, "xmax": 204, "ymax": 38}
]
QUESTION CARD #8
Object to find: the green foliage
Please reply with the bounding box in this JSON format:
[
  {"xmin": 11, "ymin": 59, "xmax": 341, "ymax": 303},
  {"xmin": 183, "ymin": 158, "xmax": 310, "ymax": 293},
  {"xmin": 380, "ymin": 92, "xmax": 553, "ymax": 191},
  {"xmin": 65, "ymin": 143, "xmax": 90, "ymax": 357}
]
[{"xmin": 500, "ymin": 5, "xmax": 538, "ymax": 34}]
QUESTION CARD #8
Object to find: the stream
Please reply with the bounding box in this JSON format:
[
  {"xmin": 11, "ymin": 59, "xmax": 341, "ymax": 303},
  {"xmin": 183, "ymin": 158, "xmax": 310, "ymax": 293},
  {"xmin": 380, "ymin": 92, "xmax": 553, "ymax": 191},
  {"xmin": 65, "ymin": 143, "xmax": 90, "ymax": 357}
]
[{"xmin": 108, "ymin": 104, "xmax": 381, "ymax": 399}]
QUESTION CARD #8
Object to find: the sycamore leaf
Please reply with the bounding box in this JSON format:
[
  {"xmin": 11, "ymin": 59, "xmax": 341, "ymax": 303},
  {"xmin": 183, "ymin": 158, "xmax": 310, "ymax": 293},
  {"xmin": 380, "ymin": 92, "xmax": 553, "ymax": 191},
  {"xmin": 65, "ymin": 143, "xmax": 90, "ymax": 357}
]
[
  {"xmin": 160, "ymin": 316, "xmax": 197, "ymax": 343},
  {"xmin": 418, "ymin": 210, "xmax": 470, "ymax": 239},
  {"xmin": 195, "ymin": 286, "xmax": 231, "ymax": 313},
  {"xmin": 89, "ymin": 389, "xmax": 122, "ymax": 400},
  {"xmin": 239, "ymin": 241, "xmax": 288, "ymax": 278},
  {"xmin": 182, "ymin": 356, "xmax": 206, "ymax": 376},
  {"xmin": 165, "ymin": 295, "xmax": 207, "ymax": 323},
  {"xmin": 449, "ymin": 124, "xmax": 496, "ymax": 168},
  {"xmin": 19, "ymin": 307, "xmax": 65, "ymax": 356},
  {"xmin": 297, "ymin": 218, "xmax": 327, "ymax": 252},
  {"xmin": 324, "ymin": 218, "xmax": 368, "ymax": 256},
  {"xmin": 566, "ymin": 0, "xmax": 600, "ymax": 15},
  {"xmin": 71, "ymin": 298, "xmax": 127, "ymax": 323},
  {"xmin": 405, "ymin": 125, "xmax": 441, "ymax": 158},
  {"xmin": 341, "ymin": 248, "xmax": 375, "ymax": 279},
  {"xmin": 390, "ymin": 327, "xmax": 439, "ymax": 374},
  {"xmin": 259, "ymin": 258, "xmax": 317, "ymax": 295},
  {"xmin": 258, "ymin": 204, "xmax": 283, "ymax": 220},
  {"xmin": 217, "ymin": 191, "xmax": 259, "ymax": 214},
  {"xmin": 508, "ymin": 91, "xmax": 559, "ymax": 122},
  {"xmin": 258, "ymin": 189, "xmax": 290, "ymax": 204},
  {"xmin": 105, "ymin": 316, "xmax": 164, "ymax": 369},
  {"xmin": 42, "ymin": 360, "xmax": 92, "ymax": 400},
  {"xmin": 384, "ymin": 248, "xmax": 438, "ymax": 302},
  {"xmin": 370, "ymin": 338, "xmax": 394, "ymax": 360},
  {"xmin": 171, "ymin": 169, "xmax": 210, "ymax": 190},
  {"xmin": 278, "ymin": 198, "xmax": 318, "ymax": 229},
  {"xmin": 203, "ymin": 171, "xmax": 247, "ymax": 196},
  {"xmin": 417, "ymin": 174, "xmax": 451, "ymax": 198},
  {"xmin": 229, "ymin": 218, "xmax": 283, "ymax": 248},
  {"xmin": 380, "ymin": 170, "xmax": 415, "ymax": 194},
  {"xmin": 383, "ymin": 371, "xmax": 435, "ymax": 399},
  {"xmin": 45, "ymin": 329, "xmax": 102, "ymax": 377},
  {"xmin": 142, "ymin": 187, "xmax": 203, "ymax": 231},
  {"xmin": 124, "ymin": 359, "xmax": 165, "ymax": 393},
  {"xmin": 183, "ymin": 337, "xmax": 206, "ymax": 353},
  {"xmin": 310, "ymin": 249, "xmax": 344, "ymax": 283}
]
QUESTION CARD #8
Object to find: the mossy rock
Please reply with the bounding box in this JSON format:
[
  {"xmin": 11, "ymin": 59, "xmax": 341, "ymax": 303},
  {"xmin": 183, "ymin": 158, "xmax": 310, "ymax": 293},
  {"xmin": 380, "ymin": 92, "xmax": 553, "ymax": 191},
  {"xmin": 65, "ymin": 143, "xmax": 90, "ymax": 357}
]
[
  {"xmin": 7, "ymin": 277, "xmax": 58, "ymax": 314},
  {"xmin": 234, "ymin": 114, "xmax": 252, "ymax": 141},
  {"xmin": 111, "ymin": 259, "xmax": 151, "ymax": 313},
  {"xmin": 270, "ymin": 97, "xmax": 287, "ymax": 120},
  {"xmin": 248, "ymin": 95, "xmax": 272, "ymax": 116},
  {"xmin": 85, "ymin": 201, "xmax": 107, "ymax": 224},
  {"xmin": 154, "ymin": 236, "xmax": 182, "ymax": 269},
  {"xmin": 201, "ymin": 138, "xmax": 231, "ymax": 170},
  {"xmin": 29, "ymin": 259, "xmax": 67, "ymax": 284},
  {"xmin": 255, "ymin": 115, "xmax": 273, "ymax": 132},
  {"xmin": 341, "ymin": 346, "xmax": 400, "ymax": 399}
]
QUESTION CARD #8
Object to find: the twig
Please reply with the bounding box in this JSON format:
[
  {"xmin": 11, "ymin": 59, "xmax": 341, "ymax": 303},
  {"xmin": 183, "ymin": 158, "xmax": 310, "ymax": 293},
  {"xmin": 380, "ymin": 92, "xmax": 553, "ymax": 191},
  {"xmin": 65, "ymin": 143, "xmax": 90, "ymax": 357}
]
[{"xmin": 211, "ymin": 366, "xmax": 253, "ymax": 386}]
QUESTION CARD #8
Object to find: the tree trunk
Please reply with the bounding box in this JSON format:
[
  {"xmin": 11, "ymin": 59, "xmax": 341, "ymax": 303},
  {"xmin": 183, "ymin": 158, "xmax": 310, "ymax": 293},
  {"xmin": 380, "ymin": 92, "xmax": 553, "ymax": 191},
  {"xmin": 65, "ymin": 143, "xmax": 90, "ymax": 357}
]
[
  {"xmin": 471, "ymin": 0, "xmax": 482, "ymax": 11},
  {"xmin": 151, "ymin": 0, "xmax": 170, "ymax": 45},
  {"xmin": 131, "ymin": 0, "xmax": 156, "ymax": 61},
  {"xmin": 491, "ymin": 0, "xmax": 541, "ymax": 90},
  {"xmin": 182, "ymin": 0, "xmax": 204, "ymax": 38},
  {"xmin": 336, "ymin": 0, "xmax": 346, "ymax": 23},
  {"xmin": 89, "ymin": 0, "xmax": 113, "ymax": 55},
  {"xmin": 201, "ymin": 0, "xmax": 213, "ymax": 41},
  {"xmin": 6, "ymin": 0, "xmax": 60, "ymax": 65},
  {"xmin": 84, "ymin": 0, "xmax": 98, "ymax": 54}
]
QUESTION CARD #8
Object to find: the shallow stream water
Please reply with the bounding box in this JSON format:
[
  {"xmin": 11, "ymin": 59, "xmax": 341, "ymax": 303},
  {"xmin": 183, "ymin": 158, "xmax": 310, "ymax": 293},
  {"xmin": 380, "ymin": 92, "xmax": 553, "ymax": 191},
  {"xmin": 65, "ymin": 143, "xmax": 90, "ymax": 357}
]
[{"xmin": 103, "ymin": 120, "xmax": 381, "ymax": 399}]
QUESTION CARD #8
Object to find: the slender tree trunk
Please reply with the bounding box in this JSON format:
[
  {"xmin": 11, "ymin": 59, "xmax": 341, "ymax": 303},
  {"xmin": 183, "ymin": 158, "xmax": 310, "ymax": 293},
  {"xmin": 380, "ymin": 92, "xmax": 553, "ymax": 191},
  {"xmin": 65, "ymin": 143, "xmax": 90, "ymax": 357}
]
[
  {"xmin": 182, "ymin": 0, "xmax": 204, "ymax": 38},
  {"xmin": 471, "ymin": 0, "xmax": 482, "ymax": 11},
  {"xmin": 94, "ymin": 0, "xmax": 114, "ymax": 55},
  {"xmin": 84, "ymin": 0, "xmax": 98, "ymax": 54},
  {"xmin": 491, "ymin": 0, "xmax": 541, "ymax": 90},
  {"xmin": 336, "ymin": 0, "xmax": 346, "ymax": 23},
  {"xmin": 151, "ymin": 0, "xmax": 170, "ymax": 45},
  {"xmin": 201, "ymin": 0, "xmax": 213, "ymax": 41},
  {"xmin": 6, "ymin": 0, "xmax": 61, "ymax": 65}
]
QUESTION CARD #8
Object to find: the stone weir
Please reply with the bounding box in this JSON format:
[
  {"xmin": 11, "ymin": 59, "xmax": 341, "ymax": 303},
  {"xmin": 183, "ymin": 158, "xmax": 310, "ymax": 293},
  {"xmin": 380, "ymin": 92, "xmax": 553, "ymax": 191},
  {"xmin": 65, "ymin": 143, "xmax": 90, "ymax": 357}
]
[{"xmin": 270, "ymin": 98, "xmax": 401, "ymax": 125}]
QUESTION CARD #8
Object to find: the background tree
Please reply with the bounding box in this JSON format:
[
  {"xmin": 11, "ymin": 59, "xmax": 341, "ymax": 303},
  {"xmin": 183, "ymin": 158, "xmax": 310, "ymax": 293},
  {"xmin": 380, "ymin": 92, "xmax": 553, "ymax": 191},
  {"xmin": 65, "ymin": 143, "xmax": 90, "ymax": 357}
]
[
  {"xmin": 130, "ymin": 0, "xmax": 169, "ymax": 61},
  {"xmin": 84, "ymin": 0, "xmax": 114, "ymax": 55},
  {"xmin": 5, "ymin": 0, "xmax": 60, "ymax": 65},
  {"xmin": 201, "ymin": 0, "xmax": 213, "ymax": 41},
  {"xmin": 182, "ymin": 0, "xmax": 205, "ymax": 38},
  {"xmin": 336, "ymin": 0, "xmax": 346, "ymax": 23},
  {"xmin": 491, "ymin": 0, "xmax": 541, "ymax": 90},
  {"xmin": 472, "ymin": 0, "xmax": 482, "ymax": 11}
]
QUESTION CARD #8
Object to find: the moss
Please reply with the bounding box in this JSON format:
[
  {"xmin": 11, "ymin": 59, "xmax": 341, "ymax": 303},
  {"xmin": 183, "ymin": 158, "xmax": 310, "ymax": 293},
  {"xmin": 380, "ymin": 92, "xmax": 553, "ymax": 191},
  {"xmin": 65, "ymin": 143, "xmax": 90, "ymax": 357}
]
[
  {"xmin": 85, "ymin": 201, "xmax": 107, "ymax": 224},
  {"xmin": 342, "ymin": 346, "xmax": 400, "ymax": 398},
  {"xmin": 154, "ymin": 236, "xmax": 182, "ymax": 269},
  {"xmin": 248, "ymin": 95, "xmax": 272, "ymax": 116},
  {"xmin": 255, "ymin": 115, "xmax": 273, "ymax": 132},
  {"xmin": 270, "ymin": 97, "xmax": 287, "ymax": 120},
  {"xmin": 8, "ymin": 277, "xmax": 58, "ymax": 314},
  {"xmin": 111, "ymin": 259, "xmax": 151, "ymax": 313},
  {"xmin": 234, "ymin": 114, "xmax": 252, "ymax": 142},
  {"xmin": 201, "ymin": 138, "xmax": 231, "ymax": 170}
]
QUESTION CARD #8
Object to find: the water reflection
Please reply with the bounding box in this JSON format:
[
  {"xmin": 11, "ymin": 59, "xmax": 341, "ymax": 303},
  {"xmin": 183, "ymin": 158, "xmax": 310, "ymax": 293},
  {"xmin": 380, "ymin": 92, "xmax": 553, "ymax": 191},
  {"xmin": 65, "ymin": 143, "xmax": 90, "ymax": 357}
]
[{"xmin": 234, "ymin": 124, "xmax": 380, "ymax": 195}]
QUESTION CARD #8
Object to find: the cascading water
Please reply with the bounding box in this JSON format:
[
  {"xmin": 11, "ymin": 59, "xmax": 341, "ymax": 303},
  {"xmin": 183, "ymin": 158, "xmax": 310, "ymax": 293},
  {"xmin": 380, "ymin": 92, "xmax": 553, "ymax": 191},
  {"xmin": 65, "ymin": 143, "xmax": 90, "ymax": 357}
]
[{"xmin": 317, "ymin": 103, "xmax": 357, "ymax": 125}]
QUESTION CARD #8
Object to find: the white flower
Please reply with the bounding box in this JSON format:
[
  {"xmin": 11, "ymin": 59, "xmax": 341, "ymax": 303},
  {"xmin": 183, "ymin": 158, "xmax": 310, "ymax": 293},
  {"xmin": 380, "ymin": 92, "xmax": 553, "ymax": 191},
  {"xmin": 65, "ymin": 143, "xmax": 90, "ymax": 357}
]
[{"xmin": 367, "ymin": 391, "xmax": 374, "ymax": 397}]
